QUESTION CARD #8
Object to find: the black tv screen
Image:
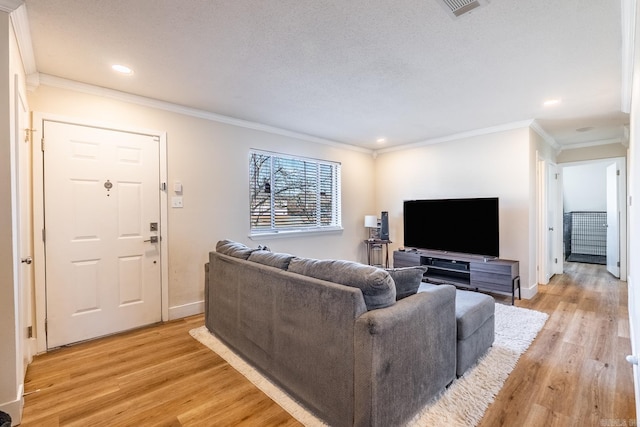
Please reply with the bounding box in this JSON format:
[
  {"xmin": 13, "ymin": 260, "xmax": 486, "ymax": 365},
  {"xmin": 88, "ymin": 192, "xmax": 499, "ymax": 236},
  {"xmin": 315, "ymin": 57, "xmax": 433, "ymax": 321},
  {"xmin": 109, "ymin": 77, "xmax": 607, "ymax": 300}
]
[{"xmin": 403, "ymin": 198, "xmax": 499, "ymax": 257}]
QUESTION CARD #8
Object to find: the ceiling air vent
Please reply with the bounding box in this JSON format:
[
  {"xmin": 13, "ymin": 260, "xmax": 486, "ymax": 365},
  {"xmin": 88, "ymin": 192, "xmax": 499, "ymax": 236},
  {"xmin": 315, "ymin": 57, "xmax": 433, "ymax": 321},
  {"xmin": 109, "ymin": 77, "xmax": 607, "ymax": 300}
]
[{"xmin": 437, "ymin": 0, "xmax": 486, "ymax": 18}]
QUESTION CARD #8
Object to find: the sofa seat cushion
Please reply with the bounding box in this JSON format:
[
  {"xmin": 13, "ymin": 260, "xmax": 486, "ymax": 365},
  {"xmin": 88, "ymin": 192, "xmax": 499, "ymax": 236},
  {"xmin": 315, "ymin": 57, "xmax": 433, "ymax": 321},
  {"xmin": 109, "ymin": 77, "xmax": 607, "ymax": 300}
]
[
  {"xmin": 216, "ymin": 240, "xmax": 259, "ymax": 259},
  {"xmin": 288, "ymin": 258, "xmax": 396, "ymax": 310},
  {"xmin": 386, "ymin": 266, "xmax": 427, "ymax": 300},
  {"xmin": 248, "ymin": 250, "xmax": 295, "ymax": 270},
  {"xmin": 455, "ymin": 290, "xmax": 495, "ymax": 340}
]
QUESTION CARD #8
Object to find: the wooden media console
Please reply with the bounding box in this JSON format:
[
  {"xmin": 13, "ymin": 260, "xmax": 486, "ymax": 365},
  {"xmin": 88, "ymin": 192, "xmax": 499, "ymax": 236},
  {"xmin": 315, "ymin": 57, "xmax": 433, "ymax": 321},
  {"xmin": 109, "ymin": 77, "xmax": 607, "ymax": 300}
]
[{"xmin": 394, "ymin": 249, "xmax": 520, "ymax": 304}]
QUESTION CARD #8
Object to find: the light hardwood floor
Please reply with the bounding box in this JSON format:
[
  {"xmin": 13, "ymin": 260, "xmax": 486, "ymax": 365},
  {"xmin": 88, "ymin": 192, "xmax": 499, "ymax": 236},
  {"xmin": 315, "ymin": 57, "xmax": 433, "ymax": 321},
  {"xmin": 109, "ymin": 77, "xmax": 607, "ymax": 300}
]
[
  {"xmin": 21, "ymin": 262, "xmax": 635, "ymax": 426},
  {"xmin": 481, "ymin": 262, "xmax": 636, "ymax": 427}
]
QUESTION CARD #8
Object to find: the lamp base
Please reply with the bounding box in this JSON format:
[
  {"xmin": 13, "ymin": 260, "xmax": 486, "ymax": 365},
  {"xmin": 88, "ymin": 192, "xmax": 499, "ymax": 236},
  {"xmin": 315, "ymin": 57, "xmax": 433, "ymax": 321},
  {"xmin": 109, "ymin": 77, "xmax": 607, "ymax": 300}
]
[{"xmin": 368, "ymin": 228, "xmax": 380, "ymax": 240}]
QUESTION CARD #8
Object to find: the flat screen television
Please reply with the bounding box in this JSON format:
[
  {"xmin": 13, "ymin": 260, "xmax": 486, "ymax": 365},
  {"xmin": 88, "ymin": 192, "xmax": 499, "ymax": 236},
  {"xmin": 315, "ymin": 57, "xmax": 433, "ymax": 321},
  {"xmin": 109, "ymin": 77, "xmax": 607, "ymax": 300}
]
[{"xmin": 403, "ymin": 197, "xmax": 499, "ymax": 257}]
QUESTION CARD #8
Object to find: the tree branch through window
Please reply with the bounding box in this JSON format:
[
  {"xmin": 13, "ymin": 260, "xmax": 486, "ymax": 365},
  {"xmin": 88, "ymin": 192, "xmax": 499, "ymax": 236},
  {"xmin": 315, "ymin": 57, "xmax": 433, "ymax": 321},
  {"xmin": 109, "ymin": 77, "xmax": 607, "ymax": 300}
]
[{"xmin": 249, "ymin": 150, "xmax": 341, "ymax": 234}]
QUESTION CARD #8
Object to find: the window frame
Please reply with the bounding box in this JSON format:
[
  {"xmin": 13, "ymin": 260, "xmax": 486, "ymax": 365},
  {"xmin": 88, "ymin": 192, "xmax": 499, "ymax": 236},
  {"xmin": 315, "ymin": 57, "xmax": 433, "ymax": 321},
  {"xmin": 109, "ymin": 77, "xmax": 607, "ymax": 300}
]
[{"xmin": 249, "ymin": 149, "xmax": 342, "ymax": 238}]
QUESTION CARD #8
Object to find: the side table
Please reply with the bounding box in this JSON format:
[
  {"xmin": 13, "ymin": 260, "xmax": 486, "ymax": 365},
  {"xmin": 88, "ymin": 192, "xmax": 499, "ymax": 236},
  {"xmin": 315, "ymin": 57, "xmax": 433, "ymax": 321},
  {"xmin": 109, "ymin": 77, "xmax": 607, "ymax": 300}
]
[{"xmin": 364, "ymin": 239, "xmax": 391, "ymax": 268}]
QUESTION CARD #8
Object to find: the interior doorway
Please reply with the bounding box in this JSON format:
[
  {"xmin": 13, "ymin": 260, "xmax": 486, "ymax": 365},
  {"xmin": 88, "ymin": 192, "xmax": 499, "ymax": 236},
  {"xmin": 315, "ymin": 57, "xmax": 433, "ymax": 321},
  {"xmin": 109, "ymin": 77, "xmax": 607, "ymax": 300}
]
[{"xmin": 560, "ymin": 157, "xmax": 627, "ymax": 279}]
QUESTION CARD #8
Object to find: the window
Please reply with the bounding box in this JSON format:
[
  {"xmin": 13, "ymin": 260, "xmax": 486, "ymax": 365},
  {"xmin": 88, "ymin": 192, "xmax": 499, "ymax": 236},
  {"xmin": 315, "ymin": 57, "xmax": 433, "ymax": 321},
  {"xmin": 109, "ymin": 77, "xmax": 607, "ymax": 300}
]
[{"xmin": 249, "ymin": 150, "xmax": 342, "ymax": 235}]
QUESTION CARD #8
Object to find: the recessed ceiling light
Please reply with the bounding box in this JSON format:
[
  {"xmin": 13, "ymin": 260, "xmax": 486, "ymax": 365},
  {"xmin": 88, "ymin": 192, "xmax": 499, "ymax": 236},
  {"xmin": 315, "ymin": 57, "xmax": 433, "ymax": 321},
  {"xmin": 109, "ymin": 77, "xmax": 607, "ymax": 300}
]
[
  {"xmin": 376, "ymin": 138, "xmax": 387, "ymax": 144},
  {"xmin": 543, "ymin": 99, "xmax": 561, "ymax": 107},
  {"xmin": 112, "ymin": 64, "xmax": 134, "ymax": 75}
]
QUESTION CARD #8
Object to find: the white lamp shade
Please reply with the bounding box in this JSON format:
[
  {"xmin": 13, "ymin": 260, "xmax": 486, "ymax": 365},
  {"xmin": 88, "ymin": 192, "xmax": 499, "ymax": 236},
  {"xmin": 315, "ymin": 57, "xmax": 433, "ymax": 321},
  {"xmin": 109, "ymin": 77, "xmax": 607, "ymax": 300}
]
[{"xmin": 364, "ymin": 215, "xmax": 378, "ymax": 228}]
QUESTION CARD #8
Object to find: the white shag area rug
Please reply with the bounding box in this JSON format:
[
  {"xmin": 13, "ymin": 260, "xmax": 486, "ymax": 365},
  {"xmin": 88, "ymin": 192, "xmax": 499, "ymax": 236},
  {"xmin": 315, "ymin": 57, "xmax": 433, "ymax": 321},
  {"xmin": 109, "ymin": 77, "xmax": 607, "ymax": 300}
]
[{"xmin": 189, "ymin": 303, "xmax": 548, "ymax": 427}]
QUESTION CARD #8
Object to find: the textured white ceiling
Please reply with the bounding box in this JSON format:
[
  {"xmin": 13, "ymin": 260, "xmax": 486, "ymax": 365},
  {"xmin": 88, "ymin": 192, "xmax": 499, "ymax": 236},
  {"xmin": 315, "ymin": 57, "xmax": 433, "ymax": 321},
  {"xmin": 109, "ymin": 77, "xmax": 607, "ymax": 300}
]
[{"xmin": 23, "ymin": 0, "xmax": 627, "ymax": 150}]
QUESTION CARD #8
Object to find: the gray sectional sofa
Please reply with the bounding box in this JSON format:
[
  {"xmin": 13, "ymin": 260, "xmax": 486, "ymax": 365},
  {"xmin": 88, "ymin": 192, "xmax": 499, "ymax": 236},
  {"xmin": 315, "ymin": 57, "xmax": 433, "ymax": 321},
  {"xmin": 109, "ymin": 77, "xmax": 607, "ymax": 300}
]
[{"xmin": 204, "ymin": 240, "xmax": 461, "ymax": 426}]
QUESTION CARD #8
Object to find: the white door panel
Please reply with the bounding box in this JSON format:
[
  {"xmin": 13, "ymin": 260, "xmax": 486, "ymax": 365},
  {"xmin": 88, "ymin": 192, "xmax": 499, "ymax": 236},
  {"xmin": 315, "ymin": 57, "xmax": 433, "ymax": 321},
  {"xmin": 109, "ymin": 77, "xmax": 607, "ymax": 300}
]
[
  {"xmin": 44, "ymin": 121, "xmax": 161, "ymax": 348},
  {"xmin": 606, "ymin": 163, "xmax": 620, "ymax": 278},
  {"xmin": 546, "ymin": 162, "xmax": 559, "ymax": 281},
  {"xmin": 16, "ymin": 77, "xmax": 33, "ymax": 372}
]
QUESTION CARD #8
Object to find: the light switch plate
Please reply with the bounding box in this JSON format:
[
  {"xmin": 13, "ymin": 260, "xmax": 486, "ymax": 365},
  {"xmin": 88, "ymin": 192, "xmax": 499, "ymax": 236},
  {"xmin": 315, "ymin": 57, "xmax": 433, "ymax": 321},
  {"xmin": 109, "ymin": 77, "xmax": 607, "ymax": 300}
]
[{"xmin": 171, "ymin": 196, "xmax": 183, "ymax": 208}]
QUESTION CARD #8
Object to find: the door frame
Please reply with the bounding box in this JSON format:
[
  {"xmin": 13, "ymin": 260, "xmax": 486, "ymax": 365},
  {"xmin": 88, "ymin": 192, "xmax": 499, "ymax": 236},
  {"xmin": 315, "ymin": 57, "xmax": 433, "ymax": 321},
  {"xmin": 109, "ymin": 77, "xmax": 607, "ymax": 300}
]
[
  {"xmin": 606, "ymin": 162, "xmax": 621, "ymax": 277},
  {"xmin": 559, "ymin": 157, "xmax": 628, "ymax": 281},
  {"xmin": 537, "ymin": 155, "xmax": 563, "ymax": 285},
  {"xmin": 15, "ymin": 75, "xmax": 35, "ymax": 366},
  {"xmin": 32, "ymin": 113, "xmax": 169, "ymax": 353}
]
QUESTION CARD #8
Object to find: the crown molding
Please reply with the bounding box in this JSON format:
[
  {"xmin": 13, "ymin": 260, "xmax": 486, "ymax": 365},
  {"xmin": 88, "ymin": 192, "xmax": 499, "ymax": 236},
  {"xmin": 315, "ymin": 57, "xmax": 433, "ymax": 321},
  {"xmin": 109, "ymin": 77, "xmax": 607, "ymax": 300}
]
[
  {"xmin": 529, "ymin": 120, "xmax": 560, "ymax": 151},
  {"xmin": 621, "ymin": 0, "xmax": 635, "ymax": 114},
  {"xmin": 374, "ymin": 119, "xmax": 537, "ymax": 155},
  {"xmin": 558, "ymin": 137, "xmax": 627, "ymax": 151},
  {"xmin": 37, "ymin": 74, "xmax": 373, "ymax": 154},
  {"xmin": 10, "ymin": 4, "xmax": 36, "ymax": 75},
  {"xmin": 0, "ymin": 0, "xmax": 21, "ymax": 13},
  {"xmin": 623, "ymin": 125, "xmax": 630, "ymax": 148}
]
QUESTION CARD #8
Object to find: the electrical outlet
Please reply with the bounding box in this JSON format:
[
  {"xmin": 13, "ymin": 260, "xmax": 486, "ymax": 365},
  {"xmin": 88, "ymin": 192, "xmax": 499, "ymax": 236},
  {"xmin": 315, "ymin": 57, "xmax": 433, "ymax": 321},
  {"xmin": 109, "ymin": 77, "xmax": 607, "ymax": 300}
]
[{"xmin": 171, "ymin": 196, "xmax": 183, "ymax": 208}]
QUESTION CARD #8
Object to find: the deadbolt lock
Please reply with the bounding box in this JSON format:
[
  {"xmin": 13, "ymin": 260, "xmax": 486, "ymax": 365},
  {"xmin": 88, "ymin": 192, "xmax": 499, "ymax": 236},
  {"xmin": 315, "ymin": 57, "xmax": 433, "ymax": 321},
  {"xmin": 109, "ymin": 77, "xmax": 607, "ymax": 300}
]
[{"xmin": 150, "ymin": 222, "xmax": 158, "ymax": 231}]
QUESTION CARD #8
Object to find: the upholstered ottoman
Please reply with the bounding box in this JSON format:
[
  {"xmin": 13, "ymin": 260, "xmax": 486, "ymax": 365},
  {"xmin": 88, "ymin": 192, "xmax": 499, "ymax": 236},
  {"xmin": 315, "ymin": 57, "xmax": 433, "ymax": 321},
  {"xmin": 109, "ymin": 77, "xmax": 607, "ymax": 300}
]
[{"xmin": 455, "ymin": 289, "xmax": 495, "ymax": 376}]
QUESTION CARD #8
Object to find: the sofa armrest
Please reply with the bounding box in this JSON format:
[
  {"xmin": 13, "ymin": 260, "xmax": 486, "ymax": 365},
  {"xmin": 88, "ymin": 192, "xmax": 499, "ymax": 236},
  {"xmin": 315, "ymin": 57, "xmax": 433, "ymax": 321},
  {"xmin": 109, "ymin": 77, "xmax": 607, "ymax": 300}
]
[{"xmin": 353, "ymin": 284, "xmax": 456, "ymax": 427}]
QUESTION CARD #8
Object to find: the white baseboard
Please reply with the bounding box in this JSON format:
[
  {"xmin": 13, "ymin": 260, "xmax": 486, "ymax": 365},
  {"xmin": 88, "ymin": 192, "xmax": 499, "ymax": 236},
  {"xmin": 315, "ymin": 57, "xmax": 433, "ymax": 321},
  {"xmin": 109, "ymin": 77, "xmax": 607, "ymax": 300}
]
[
  {"xmin": 0, "ymin": 384, "xmax": 24, "ymax": 426},
  {"xmin": 168, "ymin": 300, "xmax": 204, "ymax": 320},
  {"xmin": 520, "ymin": 283, "xmax": 538, "ymax": 300}
]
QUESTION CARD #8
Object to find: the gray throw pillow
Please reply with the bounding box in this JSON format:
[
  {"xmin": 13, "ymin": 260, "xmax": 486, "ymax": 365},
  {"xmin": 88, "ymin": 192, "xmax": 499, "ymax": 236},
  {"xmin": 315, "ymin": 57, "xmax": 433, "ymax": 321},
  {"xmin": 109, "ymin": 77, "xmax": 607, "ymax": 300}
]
[
  {"xmin": 288, "ymin": 258, "xmax": 395, "ymax": 310},
  {"xmin": 386, "ymin": 266, "xmax": 428, "ymax": 300},
  {"xmin": 216, "ymin": 240, "xmax": 258, "ymax": 260},
  {"xmin": 248, "ymin": 250, "xmax": 295, "ymax": 270}
]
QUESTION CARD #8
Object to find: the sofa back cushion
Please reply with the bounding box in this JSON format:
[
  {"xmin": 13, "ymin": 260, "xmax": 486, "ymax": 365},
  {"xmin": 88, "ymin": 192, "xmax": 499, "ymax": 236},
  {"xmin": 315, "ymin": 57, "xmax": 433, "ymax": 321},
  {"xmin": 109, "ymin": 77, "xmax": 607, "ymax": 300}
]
[
  {"xmin": 248, "ymin": 250, "xmax": 295, "ymax": 270},
  {"xmin": 386, "ymin": 266, "xmax": 428, "ymax": 300},
  {"xmin": 288, "ymin": 258, "xmax": 395, "ymax": 310},
  {"xmin": 216, "ymin": 240, "xmax": 257, "ymax": 260}
]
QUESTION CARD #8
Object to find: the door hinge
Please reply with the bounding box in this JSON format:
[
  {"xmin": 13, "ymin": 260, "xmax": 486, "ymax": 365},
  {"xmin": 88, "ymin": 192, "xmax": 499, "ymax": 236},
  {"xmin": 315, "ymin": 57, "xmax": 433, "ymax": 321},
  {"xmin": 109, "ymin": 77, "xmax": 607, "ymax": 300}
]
[
  {"xmin": 160, "ymin": 182, "xmax": 167, "ymax": 191},
  {"xmin": 42, "ymin": 228, "xmax": 46, "ymax": 243},
  {"xmin": 555, "ymin": 258, "xmax": 558, "ymax": 264},
  {"xmin": 41, "ymin": 137, "xmax": 45, "ymax": 152},
  {"xmin": 618, "ymin": 261, "xmax": 621, "ymax": 267},
  {"xmin": 27, "ymin": 325, "xmax": 33, "ymax": 338},
  {"xmin": 617, "ymin": 169, "xmax": 620, "ymax": 176},
  {"xmin": 555, "ymin": 173, "xmax": 559, "ymax": 179},
  {"xmin": 45, "ymin": 319, "xmax": 48, "ymax": 335}
]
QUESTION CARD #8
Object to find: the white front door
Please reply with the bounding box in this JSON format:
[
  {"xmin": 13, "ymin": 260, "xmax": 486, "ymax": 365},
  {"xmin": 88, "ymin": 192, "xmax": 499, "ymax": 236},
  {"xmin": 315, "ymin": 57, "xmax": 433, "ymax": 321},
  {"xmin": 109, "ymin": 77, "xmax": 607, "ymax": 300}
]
[
  {"xmin": 43, "ymin": 121, "xmax": 162, "ymax": 348},
  {"xmin": 606, "ymin": 162, "xmax": 620, "ymax": 278}
]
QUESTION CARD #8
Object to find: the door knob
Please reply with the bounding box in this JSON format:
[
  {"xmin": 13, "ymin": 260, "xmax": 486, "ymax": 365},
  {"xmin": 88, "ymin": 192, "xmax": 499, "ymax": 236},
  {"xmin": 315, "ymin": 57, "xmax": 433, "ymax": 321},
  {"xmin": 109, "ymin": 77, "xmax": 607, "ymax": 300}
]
[
  {"xmin": 21, "ymin": 256, "xmax": 32, "ymax": 265},
  {"xmin": 626, "ymin": 355, "xmax": 639, "ymax": 365},
  {"xmin": 144, "ymin": 236, "xmax": 159, "ymax": 243},
  {"xmin": 548, "ymin": 227, "xmax": 554, "ymax": 231}
]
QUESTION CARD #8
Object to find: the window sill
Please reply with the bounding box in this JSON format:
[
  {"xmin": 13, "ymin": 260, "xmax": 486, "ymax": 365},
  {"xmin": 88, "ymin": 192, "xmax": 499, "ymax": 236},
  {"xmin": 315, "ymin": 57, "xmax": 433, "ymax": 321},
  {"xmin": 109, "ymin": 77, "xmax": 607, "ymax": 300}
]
[{"xmin": 249, "ymin": 227, "xmax": 344, "ymax": 240}]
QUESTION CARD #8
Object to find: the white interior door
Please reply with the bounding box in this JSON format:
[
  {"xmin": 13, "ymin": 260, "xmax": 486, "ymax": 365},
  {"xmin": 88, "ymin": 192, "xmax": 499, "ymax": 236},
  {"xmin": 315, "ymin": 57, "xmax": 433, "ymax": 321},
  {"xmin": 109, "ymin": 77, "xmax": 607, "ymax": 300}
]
[
  {"xmin": 546, "ymin": 162, "xmax": 559, "ymax": 281},
  {"xmin": 537, "ymin": 157, "xmax": 559, "ymax": 284},
  {"xmin": 16, "ymin": 79, "xmax": 33, "ymax": 371},
  {"xmin": 44, "ymin": 121, "xmax": 162, "ymax": 348},
  {"xmin": 606, "ymin": 163, "xmax": 620, "ymax": 278}
]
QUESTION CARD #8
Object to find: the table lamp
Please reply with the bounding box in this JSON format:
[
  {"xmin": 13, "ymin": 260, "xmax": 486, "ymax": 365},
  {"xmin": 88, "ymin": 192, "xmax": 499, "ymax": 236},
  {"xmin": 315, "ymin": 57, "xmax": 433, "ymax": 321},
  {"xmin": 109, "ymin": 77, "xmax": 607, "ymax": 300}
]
[{"xmin": 364, "ymin": 215, "xmax": 378, "ymax": 240}]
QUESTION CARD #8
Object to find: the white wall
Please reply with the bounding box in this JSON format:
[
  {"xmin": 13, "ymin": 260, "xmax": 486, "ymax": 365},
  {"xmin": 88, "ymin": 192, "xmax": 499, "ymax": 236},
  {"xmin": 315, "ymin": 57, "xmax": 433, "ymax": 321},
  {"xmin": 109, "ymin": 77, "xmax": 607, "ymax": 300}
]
[
  {"xmin": 374, "ymin": 126, "xmax": 538, "ymax": 296},
  {"xmin": 1, "ymin": 10, "xmax": 26, "ymax": 424},
  {"xmin": 27, "ymin": 84, "xmax": 376, "ymax": 319},
  {"xmin": 627, "ymin": 0, "xmax": 640, "ymax": 415},
  {"xmin": 563, "ymin": 162, "xmax": 608, "ymax": 212},
  {"xmin": 0, "ymin": 10, "xmax": 17, "ymax": 419}
]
